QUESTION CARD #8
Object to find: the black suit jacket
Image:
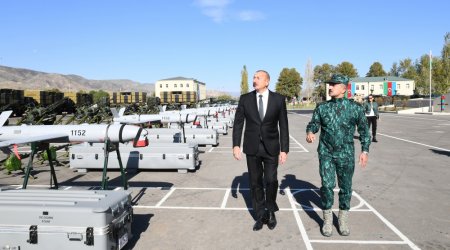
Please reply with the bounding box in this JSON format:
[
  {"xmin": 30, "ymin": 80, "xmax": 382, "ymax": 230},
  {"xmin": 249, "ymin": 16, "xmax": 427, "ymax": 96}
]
[{"xmin": 232, "ymin": 90, "xmax": 289, "ymax": 156}]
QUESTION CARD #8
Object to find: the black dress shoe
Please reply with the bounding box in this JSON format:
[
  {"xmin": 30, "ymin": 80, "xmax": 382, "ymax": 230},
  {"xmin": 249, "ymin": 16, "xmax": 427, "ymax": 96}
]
[
  {"xmin": 267, "ymin": 212, "xmax": 277, "ymax": 230},
  {"xmin": 253, "ymin": 219, "xmax": 264, "ymax": 231},
  {"xmin": 372, "ymin": 138, "xmax": 378, "ymax": 142}
]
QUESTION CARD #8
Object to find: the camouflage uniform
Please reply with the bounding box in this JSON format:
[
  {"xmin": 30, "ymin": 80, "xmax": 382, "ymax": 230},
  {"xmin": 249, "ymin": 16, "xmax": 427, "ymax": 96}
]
[{"xmin": 306, "ymin": 97, "xmax": 370, "ymax": 210}]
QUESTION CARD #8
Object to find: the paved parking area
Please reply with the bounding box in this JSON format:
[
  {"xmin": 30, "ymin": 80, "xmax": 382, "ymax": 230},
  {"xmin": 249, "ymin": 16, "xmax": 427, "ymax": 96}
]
[{"xmin": 1, "ymin": 112, "xmax": 449, "ymax": 249}]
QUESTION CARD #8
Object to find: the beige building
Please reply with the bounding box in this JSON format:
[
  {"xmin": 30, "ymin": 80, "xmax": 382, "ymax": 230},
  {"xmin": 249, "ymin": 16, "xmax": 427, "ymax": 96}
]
[{"xmin": 155, "ymin": 77, "xmax": 206, "ymax": 101}]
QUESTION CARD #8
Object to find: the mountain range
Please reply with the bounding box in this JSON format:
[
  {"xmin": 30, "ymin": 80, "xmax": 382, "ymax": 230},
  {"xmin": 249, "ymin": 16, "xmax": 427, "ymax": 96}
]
[
  {"xmin": 0, "ymin": 65, "xmax": 241, "ymax": 97},
  {"xmin": 0, "ymin": 65, "xmax": 153, "ymax": 93}
]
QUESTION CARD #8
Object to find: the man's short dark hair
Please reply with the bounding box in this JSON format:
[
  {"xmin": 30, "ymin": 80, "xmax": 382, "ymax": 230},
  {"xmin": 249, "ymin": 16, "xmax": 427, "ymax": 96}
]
[{"xmin": 256, "ymin": 70, "xmax": 270, "ymax": 81}]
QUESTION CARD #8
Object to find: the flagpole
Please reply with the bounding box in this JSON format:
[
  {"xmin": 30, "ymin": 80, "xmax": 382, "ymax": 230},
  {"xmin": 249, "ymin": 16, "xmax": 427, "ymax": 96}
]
[{"xmin": 429, "ymin": 50, "xmax": 432, "ymax": 112}]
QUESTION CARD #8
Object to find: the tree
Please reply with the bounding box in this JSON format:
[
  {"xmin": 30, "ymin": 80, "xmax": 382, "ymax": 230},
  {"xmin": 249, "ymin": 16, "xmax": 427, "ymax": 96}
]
[
  {"xmin": 217, "ymin": 94, "xmax": 235, "ymax": 102},
  {"xmin": 406, "ymin": 33, "xmax": 450, "ymax": 95},
  {"xmin": 335, "ymin": 61, "xmax": 358, "ymax": 77},
  {"xmin": 313, "ymin": 63, "xmax": 335, "ymax": 84},
  {"xmin": 396, "ymin": 58, "xmax": 420, "ymax": 94},
  {"xmin": 415, "ymin": 54, "xmax": 433, "ymax": 95},
  {"xmin": 146, "ymin": 96, "xmax": 160, "ymax": 114},
  {"xmin": 398, "ymin": 58, "xmax": 417, "ymax": 80},
  {"xmin": 440, "ymin": 32, "xmax": 450, "ymax": 94},
  {"xmin": 389, "ymin": 62, "xmax": 399, "ymax": 76},
  {"xmin": 302, "ymin": 58, "xmax": 314, "ymax": 100},
  {"xmin": 366, "ymin": 62, "xmax": 387, "ymax": 77},
  {"xmin": 432, "ymin": 58, "xmax": 448, "ymax": 94},
  {"xmin": 275, "ymin": 68, "xmax": 302, "ymax": 100},
  {"xmin": 313, "ymin": 63, "xmax": 335, "ymax": 101},
  {"xmin": 89, "ymin": 90, "xmax": 110, "ymax": 105},
  {"xmin": 240, "ymin": 65, "xmax": 249, "ymax": 95},
  {"xmin": 312, "ymin": 83, "xmax": 326, "ymax": 102}
]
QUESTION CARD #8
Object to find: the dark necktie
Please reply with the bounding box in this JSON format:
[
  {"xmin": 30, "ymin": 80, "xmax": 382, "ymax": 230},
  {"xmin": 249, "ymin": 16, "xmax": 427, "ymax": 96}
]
[{"xmin": 258, "ymin": 94, "xmax": 264, "ymax": 120}]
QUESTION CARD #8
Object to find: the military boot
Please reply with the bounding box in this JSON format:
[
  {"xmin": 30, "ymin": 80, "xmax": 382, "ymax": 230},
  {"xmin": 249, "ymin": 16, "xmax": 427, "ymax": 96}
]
[
  {"xmin": 321, "ymin": 209, "xmax": 333, "ymax": 237},
  {"xmin": 338, "ymin": 210, "xmax": 350, "ymax": 236}
]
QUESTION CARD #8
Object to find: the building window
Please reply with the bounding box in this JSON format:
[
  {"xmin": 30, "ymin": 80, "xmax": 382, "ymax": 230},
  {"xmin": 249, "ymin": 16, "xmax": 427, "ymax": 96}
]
[
  {"xmin": 398, "ymin": 84, "xmax": 401, "ymax": 89},
  {"xmin": 160, "ymin": 84, "xmax": 162, "ymax": 88},
  {"xmin": 356, "ymin": 85, "xmax": 360, "ymax": 90},
  {"xmin": 361, "ymin": 85, "xmax": 365, "ymax": 90},
  {"xmin": 379, "ymin": 84, "xmax": 383, "ymax": 90},
  {"xmin": 406, "ymin": 84, "xmax": 410, "ymax": 89},
  {"xmin": 370, "ymin": 85, "xmax": 374, "ymax": 90},
  {"xmin": 174, "ymin": 84, "xmax": 177, "ymax": 88},
  {"xmin": 181, "ymin": 84, "xmax": 183, "ymax": 88},
  {"xmin": 166, "ymin": 84, "xmax": 168, "ymax": 88},
  {"xmin": 187, "ymin": 83, "xmax": 189, "ymax": 88}
]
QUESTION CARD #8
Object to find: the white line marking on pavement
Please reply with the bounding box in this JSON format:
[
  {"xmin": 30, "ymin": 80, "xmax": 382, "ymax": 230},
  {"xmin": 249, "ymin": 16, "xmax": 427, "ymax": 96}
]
[
  {"xmin": 353, "ymin": 192, "xmax": 420, "ymax": 250},
  {"xmin": 290, "ymin": 189, "xmax": 365, "ymax": 211},
  {"xmin": 133, "ymin": 206, "xmax": 372, "ymax": 212},
  {"xmin": 289, "ymin": 134, "xmax": 309, "ymax": 152},
  {"xmin": 176, "ymin": 187, "xmax": 231, "ymax": 190},
  {"xmin": 285, "ymin": 187, "xmax": 313, "ymax": 250},
  {"xmin": 278, "ymin": 208, "xmax": 372, "ymax": 212},
  {"xmin": 63, "ymin": 186, "xmax": 72, "ymax": 190},
  {"xmin": 155, "ymin": 187, "xmax": 176, "ymax": 207},
  {"xmin": 381, "ymin": 114, "xmax": 449, "ymax": 122},
  {"xmin": 209, "ymin": 150, "xmax": 308, "ymax": 153},
  {"xmin": 378, "ymin": 133, "xmax": 450, "ymax": 152},
  {"xmin": 10, "ymin": 184, "xmax": 49, "ymax": 188},
  {"xmin": 208, "ymin": 147, "xmax": 214, "ymax": 152},
  {"xmin": 134, "ymin": 206, "xmax": 247, "ymax": 210},
  {"xmin": 221, "ymin": 188, "xmax": 230, "ymax": 208},
  {"xmin": 309, "ymin": 240, "xmax": 407, "ymax": 245}
]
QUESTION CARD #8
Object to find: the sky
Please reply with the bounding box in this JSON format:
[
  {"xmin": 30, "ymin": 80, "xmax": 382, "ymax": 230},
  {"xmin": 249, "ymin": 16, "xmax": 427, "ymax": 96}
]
[{"xmin": 0, "ymin": 0, "xmax": 449, "ymax": 92}]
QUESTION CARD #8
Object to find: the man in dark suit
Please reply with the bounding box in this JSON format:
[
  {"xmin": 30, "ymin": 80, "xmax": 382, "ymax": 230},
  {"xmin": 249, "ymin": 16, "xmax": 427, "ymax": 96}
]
[{"xmin": 232, "ymin": 70, "xmax": 289, "ymax": 231}]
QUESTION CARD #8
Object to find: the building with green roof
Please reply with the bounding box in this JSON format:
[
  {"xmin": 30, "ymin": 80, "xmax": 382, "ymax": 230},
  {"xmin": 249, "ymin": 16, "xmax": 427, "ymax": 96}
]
[{"xmin": 349, "ymin": 76, "xmax": 415, "ymax": 97}]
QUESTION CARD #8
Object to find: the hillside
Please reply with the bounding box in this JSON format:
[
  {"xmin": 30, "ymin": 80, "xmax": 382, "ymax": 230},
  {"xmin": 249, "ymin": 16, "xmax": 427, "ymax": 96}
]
[{"xmin": 0, "ymin": 65, "xmax": 154, "ymax": 93}]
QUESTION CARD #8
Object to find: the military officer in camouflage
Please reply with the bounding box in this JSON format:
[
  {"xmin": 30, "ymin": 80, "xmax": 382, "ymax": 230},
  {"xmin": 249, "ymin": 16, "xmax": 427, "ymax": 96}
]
[{"xmin": 306, "ymin": 74, "xmax": 371, "ymax": 237}]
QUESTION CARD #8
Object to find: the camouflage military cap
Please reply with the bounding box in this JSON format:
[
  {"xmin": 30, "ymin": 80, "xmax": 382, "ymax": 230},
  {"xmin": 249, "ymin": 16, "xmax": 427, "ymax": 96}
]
[{"xmin": 325, "ymin": 74, "xmax": 349, "ymax": 85}]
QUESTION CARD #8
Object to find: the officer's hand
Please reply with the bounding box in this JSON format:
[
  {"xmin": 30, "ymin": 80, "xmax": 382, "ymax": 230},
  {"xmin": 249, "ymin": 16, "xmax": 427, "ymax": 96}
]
[
  {"xmin": 359, "ymin": 152, "xmax": 368, "ymax": 168},
  {"xmin": 306, "ymin": 132, "xmax": 315, "ymax": 143},
  {"xmin": 233, "ymin": 146, "xmax": 242, "ymax": 160},
  {"xmin": 279, "ymin": 152, "xmax": 287, "ymax": 165}
]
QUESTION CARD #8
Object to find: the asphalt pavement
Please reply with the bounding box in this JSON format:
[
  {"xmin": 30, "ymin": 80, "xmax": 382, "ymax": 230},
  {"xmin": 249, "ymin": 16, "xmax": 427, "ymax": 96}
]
[{"xmin": 0, "ymin": 111, "xmax": 449, "ymax": 249}]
